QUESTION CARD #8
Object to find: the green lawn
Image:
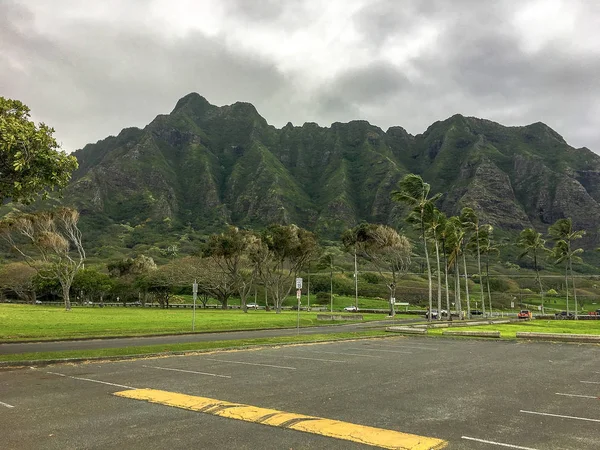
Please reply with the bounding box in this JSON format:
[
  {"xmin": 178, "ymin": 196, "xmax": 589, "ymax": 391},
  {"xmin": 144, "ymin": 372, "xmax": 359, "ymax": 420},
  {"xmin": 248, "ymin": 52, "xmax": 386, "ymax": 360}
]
[
  {"xmin": 0, "ymin": 304, "xmax": 394, "ymax": 342},
  {"xmin": 428, "ymin": 320, "xmax": 600, "ymax": 338}
]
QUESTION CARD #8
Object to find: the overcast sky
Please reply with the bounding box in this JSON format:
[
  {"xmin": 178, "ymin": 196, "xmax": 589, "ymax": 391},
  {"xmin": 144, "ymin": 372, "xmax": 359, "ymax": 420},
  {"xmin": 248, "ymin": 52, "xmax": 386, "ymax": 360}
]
[{"xmin": 2, "ymin": 0, "xmax": 599, "ymax": 154}]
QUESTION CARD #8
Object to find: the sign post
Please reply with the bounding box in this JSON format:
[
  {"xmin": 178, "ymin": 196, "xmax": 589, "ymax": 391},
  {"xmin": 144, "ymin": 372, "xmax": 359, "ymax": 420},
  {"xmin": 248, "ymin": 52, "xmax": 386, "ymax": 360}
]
[
  {"xmin": 192, "ymin": 280, "xmax": 198, "ymax": 332},
  {"xmin": 296, "ymin": 288, "xmax": 301, "ymax": 335}
]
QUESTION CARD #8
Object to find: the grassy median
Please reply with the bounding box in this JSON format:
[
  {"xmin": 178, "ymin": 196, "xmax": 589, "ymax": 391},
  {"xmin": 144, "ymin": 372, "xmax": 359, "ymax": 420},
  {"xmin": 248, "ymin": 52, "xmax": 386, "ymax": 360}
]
[
  {"xmin": 0, "ymin": 330, "xmax": 389, "ymax": 363},
  {"xmin": 0, "ymin": 304, "xmax": 401, "ymax": 342},
  {"xmin": 427, "ymin": 320, "xmax": 600, "ymax": 338}
]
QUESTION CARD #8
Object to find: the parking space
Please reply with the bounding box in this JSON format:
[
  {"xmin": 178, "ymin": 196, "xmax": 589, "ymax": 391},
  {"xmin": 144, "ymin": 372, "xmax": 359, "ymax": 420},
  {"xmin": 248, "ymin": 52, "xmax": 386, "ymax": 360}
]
[{"xmin": 1, "ymin": 337, "xmax": 599, "ymax": 449}]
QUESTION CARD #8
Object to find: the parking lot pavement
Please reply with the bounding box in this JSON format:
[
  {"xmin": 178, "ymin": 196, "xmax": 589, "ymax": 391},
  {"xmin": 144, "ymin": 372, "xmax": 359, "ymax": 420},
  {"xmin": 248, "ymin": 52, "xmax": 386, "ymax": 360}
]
[{"xmin": 1, "ymin": 337, "xmax": 599, "ymax": 449}]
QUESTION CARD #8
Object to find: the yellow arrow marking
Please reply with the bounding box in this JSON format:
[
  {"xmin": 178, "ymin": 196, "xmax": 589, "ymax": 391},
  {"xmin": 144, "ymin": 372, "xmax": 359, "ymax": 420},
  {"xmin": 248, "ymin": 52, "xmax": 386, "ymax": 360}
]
[{"xmin": 114, "ymin": 388, "xmax": 447, "ymax": 450}]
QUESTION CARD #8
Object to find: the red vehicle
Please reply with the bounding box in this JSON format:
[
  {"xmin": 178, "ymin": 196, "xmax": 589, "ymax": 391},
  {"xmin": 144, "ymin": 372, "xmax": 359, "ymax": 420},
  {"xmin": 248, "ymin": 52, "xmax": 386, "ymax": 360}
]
[{"xmin": 518, "ymin": 310, "xmax": 532, "ymax": 319}]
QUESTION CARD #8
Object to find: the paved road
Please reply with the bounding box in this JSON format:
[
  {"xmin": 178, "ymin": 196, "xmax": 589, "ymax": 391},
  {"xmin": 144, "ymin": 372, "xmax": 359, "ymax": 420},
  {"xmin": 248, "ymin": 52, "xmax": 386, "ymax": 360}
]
[
  {"xmin": 1, "ymin": 337, "xmax": 598, "ymax": 449},
  {"xmin": 0, "ymin": 319, "xmax": 421, "ymax": 355}
]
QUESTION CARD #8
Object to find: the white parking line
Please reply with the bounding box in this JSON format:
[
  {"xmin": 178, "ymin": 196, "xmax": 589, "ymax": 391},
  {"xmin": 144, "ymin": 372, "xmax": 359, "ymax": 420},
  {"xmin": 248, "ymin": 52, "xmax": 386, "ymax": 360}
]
[
  {"xmin": 46, "ymin": 371, "xmax": 136, "ymax": 389},
  {"xmin": 580, "ymin": 380, "xmax": 600, "ymax": 384},
  {"xmin": 365, "ymin": 343, "xmax": 439, "ymax": 351},
  {"xmin": 142, "ymin": 365, "xmax": 231, "ymax": 378},
  {"xmin": 301, "ymin": 350, "xmax": 382, "ymax": 358},
  {"xmin": 281, "ymin": 355, "xmax": 346, "ymax": 363},
  {"xmin": 202, "ymin": 358, "xmax": 296, "ymax": 370},
  {"xmin": 0, "ymin": 400, "xmax": 15, "ymax": 409},
  {"xmin": 556, "ymin": 392, "xmax": 599, "ymax": 399},
  {"xmin": 347, "ymin": 347, "xmax": 412, "ymax": 354},
  {"xmin": 461, "ymin": 436, "xmax": 539, "ymax": 449},
  {"xmin": 520, "ymin": 410, "xmax": 600, "ymax": 423}
]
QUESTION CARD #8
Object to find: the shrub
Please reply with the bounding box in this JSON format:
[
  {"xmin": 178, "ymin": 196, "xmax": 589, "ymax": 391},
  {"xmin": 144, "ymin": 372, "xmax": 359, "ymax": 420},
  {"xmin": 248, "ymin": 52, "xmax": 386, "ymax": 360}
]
[{"xmin": 315, "ymin": 292, "xmax": 330, "ymax": 304}]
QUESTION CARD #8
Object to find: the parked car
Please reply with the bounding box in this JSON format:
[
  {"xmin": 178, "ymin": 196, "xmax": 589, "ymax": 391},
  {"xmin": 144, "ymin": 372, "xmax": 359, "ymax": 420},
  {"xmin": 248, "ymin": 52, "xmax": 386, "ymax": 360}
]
[
  {"xmin": 246, "ymin": 302, "xmax": 260, "ymax": 310},
  {"xmin": 470, "ymin": 310, "xmax": 483, "ymax": 316},
  {"xmin": 518, "ymin": 310, "xmax": 532, "ymax": 319},
  {"xmin": 424, "ymin": 309, "xmax": 448, "ymax": 319},
  {"xmin": 344, "ymin": 305, "xmax": 359, "ymax": 312},
  {"xmin": 35, "ymin": 300, "xmax": 42, "ymax": 305},
  {"xmin": 555, "ymin": 311, "xmax": 574, "ymax": 319}
]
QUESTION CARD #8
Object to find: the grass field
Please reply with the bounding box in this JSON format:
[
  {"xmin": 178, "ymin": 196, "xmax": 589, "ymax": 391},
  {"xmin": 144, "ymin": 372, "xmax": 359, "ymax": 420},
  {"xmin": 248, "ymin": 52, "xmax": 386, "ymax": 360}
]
[
  {"xmin": 0, "ymin": 330, "xmax": 389, "ymax": 363},
  {"xmin": 0, "ymin": 304, "xmax": 397, "ymax": 342},
  {"xmin": 428, "ymin": 320, "xmax": 600, "ymax": 338}
]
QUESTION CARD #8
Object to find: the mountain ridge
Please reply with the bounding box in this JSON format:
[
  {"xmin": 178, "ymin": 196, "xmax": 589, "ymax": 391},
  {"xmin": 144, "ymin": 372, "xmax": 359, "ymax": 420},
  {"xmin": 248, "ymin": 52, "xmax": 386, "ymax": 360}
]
[{"xmin": 65, "ymin": 93, "xmax": 600, "ymax": 255}]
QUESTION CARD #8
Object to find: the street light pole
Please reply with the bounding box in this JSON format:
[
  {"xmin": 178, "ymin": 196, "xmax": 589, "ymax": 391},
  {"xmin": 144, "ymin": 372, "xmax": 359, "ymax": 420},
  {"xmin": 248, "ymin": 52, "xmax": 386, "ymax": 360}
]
[
  {"xmin": 192, "ymin": 280, "xmax": 198, "ymax": 332},
  {"xmin": 330, "ymin": 255, "xmax": 334, "ymax": 314},
  {"xmin": 354, "ymin": 247, "xmax": 358, "ymax": 309}
]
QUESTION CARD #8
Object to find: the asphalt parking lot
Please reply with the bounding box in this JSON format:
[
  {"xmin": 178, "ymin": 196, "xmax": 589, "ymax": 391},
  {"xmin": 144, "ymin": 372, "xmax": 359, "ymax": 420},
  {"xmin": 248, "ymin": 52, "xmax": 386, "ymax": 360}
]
[{"xmin": 1, "ymin": 337, "xmax": 599, "ymax": 449}]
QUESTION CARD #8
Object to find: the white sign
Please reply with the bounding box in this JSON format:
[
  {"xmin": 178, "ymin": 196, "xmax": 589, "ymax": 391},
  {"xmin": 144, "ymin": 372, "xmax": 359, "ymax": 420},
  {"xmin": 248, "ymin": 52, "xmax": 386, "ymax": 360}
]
[
  {"xmin": 296, "ymin": 289, "xmax": 302, "ymax": 299},
  {"xmin": 511, "ymin": 301, "xmax": 514, "ymax": 308},
  {"xmin": 395, "ymin": 302, "xmax": 409, "ymax": 306},
  {"xmin": 296, "ymin": 278, "xmax": 303, "ymax": 289},
  {"xmin": 192, "ymin": 280, "xmax": 198, "ymax": 294},
  {"xmin": 538, "ymin": 305, "xmax": 542, "ymax": 311}
]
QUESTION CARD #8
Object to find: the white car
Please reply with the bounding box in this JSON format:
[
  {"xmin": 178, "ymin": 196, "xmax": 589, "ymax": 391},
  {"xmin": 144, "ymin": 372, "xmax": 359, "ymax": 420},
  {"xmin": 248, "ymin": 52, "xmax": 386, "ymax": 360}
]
[
  {"xmin": 246, "ymin": 303, "xmax": 260, "ymax": 310},
  {"xmin": 344, "ymin": 305, "xmax": 359, "ymax": 312}
]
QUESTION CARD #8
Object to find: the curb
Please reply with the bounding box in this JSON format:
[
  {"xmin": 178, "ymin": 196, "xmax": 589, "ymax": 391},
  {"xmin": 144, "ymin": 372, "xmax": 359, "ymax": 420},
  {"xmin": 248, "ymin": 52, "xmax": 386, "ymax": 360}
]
[
  {"xmin": 516, "ymin": 332, "xmax": 600, "ymax": 343},
  {"xmin": 442, "ymin": 330, "xmax": 500, "ymax": 338},
  {"xmin": 386, "ymin": 327, "xmax": 427, "ymax": 334}
]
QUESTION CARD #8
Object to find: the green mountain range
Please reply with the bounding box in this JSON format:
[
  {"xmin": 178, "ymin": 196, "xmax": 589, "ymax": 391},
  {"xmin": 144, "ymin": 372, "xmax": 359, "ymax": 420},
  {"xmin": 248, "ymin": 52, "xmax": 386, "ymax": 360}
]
[{"xmin": 66, "ymin": 93, "xmax": 600, "ymax": 255}]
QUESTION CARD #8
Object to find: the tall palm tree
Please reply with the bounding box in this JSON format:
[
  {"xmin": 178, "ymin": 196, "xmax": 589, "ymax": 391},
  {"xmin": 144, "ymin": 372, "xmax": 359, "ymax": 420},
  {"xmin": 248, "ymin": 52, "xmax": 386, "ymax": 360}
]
[
  {"xmin": 421, "ymin": 204, "xmax": 446, "ymax": 319},
  {"xmin": 548, "ymin": 218, "xmax": 585, "ymax": 318},
  {"xmin": 392, "ymin": 174, "xmax": 441, "ymax": 322},
  {"xmin": 446, "ymin": 216, "xmax": 465, "ymax": 319},
  {"xmin": 461, "ymin": 207, "xmax": 486, "ymax": 316},
  {"xmin": 437, "ymin": 212, "xmax": 452, "ymax": 320},
  {"xmin": 458, "ymin": 210, "xmax": 473, "ymax": 318},
  {"xmin": 517, "ymin": 228, "xmax": 548, "ymax": 314},
  {"xmin": 479, "ymin": 225, "xmax": 498, "ymax": 316}
]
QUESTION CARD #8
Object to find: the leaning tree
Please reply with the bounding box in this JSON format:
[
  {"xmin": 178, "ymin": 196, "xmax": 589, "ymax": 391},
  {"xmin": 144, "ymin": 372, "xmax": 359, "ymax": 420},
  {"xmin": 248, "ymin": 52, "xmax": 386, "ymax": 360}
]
[{"xmin": 342, "ymin": 223, "xmax": 411, "ymax": 317}]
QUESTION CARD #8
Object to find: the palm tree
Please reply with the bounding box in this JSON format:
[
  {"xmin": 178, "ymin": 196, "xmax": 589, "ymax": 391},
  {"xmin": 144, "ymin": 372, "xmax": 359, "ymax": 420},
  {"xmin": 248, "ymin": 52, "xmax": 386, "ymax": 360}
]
[
  {"xmin": 419, "ymin": 204, "xmax": 446, "ymax": 320},
  {"xmin": 457, "ymin": 211, "xmax": 473, "ymax": 318},
  {"xmin": 479, "ymin": 225, "xmax": 498, "ymax": 316},
  {"xmin": 548, "ymin": 218, "xmax": 585, "ymax": 318},
  {"xmin": 461, "ymin": 207, "xmax": 486, "ymax": 316},
  {"xmin": 517, "ymin": 228, "xmax": 548, "ymax": 314},
  {"xmin": 392, "ymin": 174, "xmax": 441, "ymax": 321},
  {"xmin": 446, "ymin": 216, "xmax": 465, "ymax": 319},
  {"xmin": 436, "ymin": 211, "xmax": 452, "ymax": 321}
]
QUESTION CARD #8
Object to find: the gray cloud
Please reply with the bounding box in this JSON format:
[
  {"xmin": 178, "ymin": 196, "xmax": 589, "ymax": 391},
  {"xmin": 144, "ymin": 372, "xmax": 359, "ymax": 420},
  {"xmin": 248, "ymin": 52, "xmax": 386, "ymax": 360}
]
[{"xmin": 1, "ymin": 0, "xmax": 599, "ymax": 154}]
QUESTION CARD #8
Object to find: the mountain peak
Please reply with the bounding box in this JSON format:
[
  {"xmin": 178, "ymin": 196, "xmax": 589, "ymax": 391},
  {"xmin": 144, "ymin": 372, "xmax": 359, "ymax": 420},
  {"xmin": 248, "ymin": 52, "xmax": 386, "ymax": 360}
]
[{"xmin": 171, "ymin": 92, "xmax": 213, "ymax": 114}]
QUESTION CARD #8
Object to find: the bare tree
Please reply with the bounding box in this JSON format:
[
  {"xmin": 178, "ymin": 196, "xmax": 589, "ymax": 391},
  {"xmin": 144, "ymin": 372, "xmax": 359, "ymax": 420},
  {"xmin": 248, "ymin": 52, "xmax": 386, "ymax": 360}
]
[{"xmin": 0, "ymin": 208, "xmax": 85, "ymax": 310}]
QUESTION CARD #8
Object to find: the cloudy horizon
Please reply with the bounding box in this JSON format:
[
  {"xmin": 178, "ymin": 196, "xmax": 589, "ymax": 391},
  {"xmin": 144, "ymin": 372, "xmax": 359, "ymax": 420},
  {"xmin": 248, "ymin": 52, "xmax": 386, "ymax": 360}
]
[{"xmin": 2, "ymin": 0, "xmax": 599, "ymax": 153}]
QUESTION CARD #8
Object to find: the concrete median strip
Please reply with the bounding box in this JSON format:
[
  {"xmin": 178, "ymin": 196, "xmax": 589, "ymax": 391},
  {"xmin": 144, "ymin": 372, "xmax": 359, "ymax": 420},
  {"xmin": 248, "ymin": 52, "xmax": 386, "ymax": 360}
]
[
  {"xmin": 386, "ymin": 327, "xmax": 427, "ymax": 334},
  {"xmin": 442, "ymin": 330, "xmax": 501, "ymax": 338},
  {"xmin": 516, "ymin": 332, "xmax": 600, "ymax": 343},
  {"xmin": 114, "ymin": 388, "xmax": 447, "ymax": 450}
]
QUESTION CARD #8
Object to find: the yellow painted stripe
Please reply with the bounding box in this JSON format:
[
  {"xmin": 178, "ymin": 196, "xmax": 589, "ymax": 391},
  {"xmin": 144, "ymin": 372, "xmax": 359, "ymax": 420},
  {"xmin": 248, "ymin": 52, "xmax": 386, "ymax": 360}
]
[{"xmin": 114, "ymin": 388, "xmax": 447, "ymax": 450}]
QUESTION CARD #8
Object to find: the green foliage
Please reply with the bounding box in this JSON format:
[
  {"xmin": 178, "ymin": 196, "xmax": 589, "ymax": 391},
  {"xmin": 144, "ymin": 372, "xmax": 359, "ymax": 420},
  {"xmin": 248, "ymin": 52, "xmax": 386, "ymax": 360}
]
[{"xmin": 0, "ymin": 97, "xmax": 78, "ymax": 204}]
